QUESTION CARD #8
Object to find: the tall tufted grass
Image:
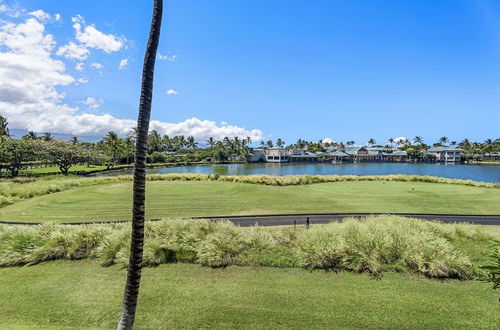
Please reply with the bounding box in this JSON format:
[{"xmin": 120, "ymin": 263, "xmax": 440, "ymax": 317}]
[{"xmin": 1, "ymin": 216, "xmax": 498, "ymax": 279}]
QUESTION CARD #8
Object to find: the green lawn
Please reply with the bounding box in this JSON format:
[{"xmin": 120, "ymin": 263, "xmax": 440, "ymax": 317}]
[
  {"xmin": 0, "ymin": 261, "xmax": 498, "ymax": 329},
  {"xmin": 1, "ymin": 180, "xmax": 500, "ymax": 222},
  {"xmin": 20, "ymin": 164, "xmax": 118, "ymax": 175}
]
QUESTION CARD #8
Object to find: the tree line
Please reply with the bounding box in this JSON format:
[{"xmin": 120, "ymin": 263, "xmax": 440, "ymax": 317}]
[
  {"xmin": 0, "ymin": 115, "xmax": 254, "ymax": 176},
  {"xmin": 1, "ymin": 115, "xmax": 499, "ymax": 176}
]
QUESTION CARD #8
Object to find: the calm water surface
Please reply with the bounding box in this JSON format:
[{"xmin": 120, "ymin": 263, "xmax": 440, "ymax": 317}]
[{"xmin": 103, "ymin": 163, "xmax": 500, "ymax": 183}]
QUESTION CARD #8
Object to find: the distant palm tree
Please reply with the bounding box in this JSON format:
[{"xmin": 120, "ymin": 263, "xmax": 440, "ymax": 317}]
[
  {"xmin": 147, "ymin": 129, "xmax": 162, "ymax": 153},
  {"xmin": 42, "ymin": 132, "xmax": 54, "ymax": 141},
  {"xmin": 459, "ymin": 138, "xmax": 470, "ymax": 150},
  {"xmin": 414, "ymin": 136, "xmax": 423, "ymax": 145},
  {"xmin": 22, "ymin": 131, "xmax": 38, "ymax": 140},
  {"xmin": 103, "ymin": 131, "xmax": 122, "ymax": 165},
  {"xmin": 70, "ymin": 136, "xmax": 80, "ymax": 144},
  {"xmin": 368, "ymin": 138, "xmax": 376, "ymax": 146},
  {"xmin": 186, "ymin": 136, "xmax": 198, "ymax": 149},
  {"xmin": 0, "ymin": 115, "xmax": 9, "ymax": 138},
  {"xmin": 438, "ymin": 136, "xmax": 449, "ymax": 146},
  {"xmin": 206, "ymin": 137, "xmax": 215, "ymax": 148},
  {"xmin": 178, "ymin": 135, "xmax": 186, "ymax": 149},
  {"xmin": 276, "ymin": 138, "xmax": 284, "ymax": 147},
  {"xmin": 266, "ymin": 140, "xmax": 274, "ymax": 148},
  {"xmin": 117, "ymin": 0, "xmax": 163, "ymax": 328},
  {"xmin": 388, "ymin": 138, "xmax": 394, "ymax": 147}
]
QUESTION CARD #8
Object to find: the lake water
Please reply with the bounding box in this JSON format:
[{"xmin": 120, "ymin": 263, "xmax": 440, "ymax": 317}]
[{"xmin": 102, "ymin": 162, "xmax": 500, "ymax": 183}]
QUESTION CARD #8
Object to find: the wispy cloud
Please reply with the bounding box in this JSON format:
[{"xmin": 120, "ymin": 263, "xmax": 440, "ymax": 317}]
[
  {"xmin": 158, "ymin": 52, "xmax": 178, "ymax": 61},
  {"xmin": 90, "ymin": 62, "xmax": 103, "ymax": 69},
  {"xmin": 83, "ymin": 97, "xmax": 103, "ymax": 109},
  {"xmin": 166, "ymin": 89, "xmax": 178, "ymax": 95},
  {"xmin": 118, "ymin": 58, "xmax": 128, "ymax": 70}
]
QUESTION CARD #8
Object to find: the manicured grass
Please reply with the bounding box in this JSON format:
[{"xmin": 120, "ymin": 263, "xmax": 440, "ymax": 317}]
[
  {"xmin": 0, "ymin": 261, "xmax": 498, "ymax": 329},
  {"xmin": 20, "ymin": 164, "xmax": 126, "ymax": 175},
  {"xmin": 1, "ymin": 180, "xmax": 500, "ymax": 222}
]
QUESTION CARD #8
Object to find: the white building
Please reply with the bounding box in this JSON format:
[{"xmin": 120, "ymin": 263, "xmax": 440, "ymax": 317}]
[{"xmin": 427, "ymin": 146, "xmax": 462, "ymax": 162}]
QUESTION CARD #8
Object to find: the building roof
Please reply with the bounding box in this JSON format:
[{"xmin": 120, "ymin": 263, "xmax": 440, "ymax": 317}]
[
  {"xmin": 290, "ymin": 152, "xmax": 319, "ymax": 158},
  {"xmin": 428, "ymin": 146, "xmax": 462, "ymax": 152},
  {"xmin": 329, "ymin": 151, "xmax": 350, "ymax": 157},
  {"xmin": 343, "ymin": 146, "xmax": 362, "ymax": 154}
]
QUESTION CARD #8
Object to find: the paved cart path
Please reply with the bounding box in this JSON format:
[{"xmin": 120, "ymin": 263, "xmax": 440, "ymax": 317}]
[{"xmin": 1, "ymin": 213, "xmax": 500, "ymax": 226}]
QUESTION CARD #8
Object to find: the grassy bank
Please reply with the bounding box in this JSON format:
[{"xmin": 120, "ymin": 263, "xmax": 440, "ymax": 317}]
[
  {"xmin": 0, "ymin": 261, "xmax": 499, "ymax": 329},
  {"xmin": 1, "ymin": 177, "xmax": 500, "ymax": 222},
  {"xmin": 1, "ymin": 216, "xmax": 498, "ymax": 279}
]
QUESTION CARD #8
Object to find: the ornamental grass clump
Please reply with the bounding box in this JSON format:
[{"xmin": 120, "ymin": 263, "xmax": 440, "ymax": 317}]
[
  {"xmin": 0, "ymin": 216, "xmax": 496, "ymax": 280},
  {"xmin": 295, "ymin": 216, "xmax": 475, "ymax": 279},
  {"xmin": 0, "ymin": 224, "xmax": 113, "ymax": 266}
]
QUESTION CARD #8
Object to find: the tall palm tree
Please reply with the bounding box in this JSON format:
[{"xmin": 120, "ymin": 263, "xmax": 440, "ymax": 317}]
[
  {"xmin": 117, "ymin": 0, "xmax": 163, "ymax": 328},
  {"xmin": 368, "ymin": 138, "xmax": 376, "ymax": 146}
]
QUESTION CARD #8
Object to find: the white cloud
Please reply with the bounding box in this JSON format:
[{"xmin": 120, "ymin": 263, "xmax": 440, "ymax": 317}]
[
  {"xmin": 118, "ymin": 58, "xmax": 128, "ymax": 70},
  {"xmin": 83, "ymin": 96, "xmax": 103, "ymax": 109},
  {"xmin": 393, "ymin": 136, "xmax": 407, "ymax": 144},
  {"xmin": 72, "ymin": 15, "xmax": 124, "ymax": 53},
  {"xmin": 90, "ymin": 62, "xmax": 103, "ymax": 69},
  {"xmin": 149, "ymin": 118, "xmax": 264, "ymax": 142},
  {"xmin": 75, "ymin": 62, "xmax": 84, "ymax": 71},
  {"xmin": 166, "ymin": 89, "xmax": 178, "ymax": 95},
  {"xmin": 0, "ymin": 16, "xmax": 75, "ymax": 129},
  {"xmin": 56, "ymin": 41, "xmax": 89, "ymax": 60},
  {"xmin": 54, "ymin": 13, "xmax": 61, "ymax": 21},
  {"xmin": 0, "ymin": 3, "xmax": 23, "ymax": 18},
  {"xmin": 28, "ymin": 10, "xmax": 50, "ymax": 22},
  {"xmin": 0, "ymin": 12, "xmax": 264, "ymax": 141},
  {"xmin": 77, "ymin": 77, "xmax": 89, "ymax": 84},
  {"xmin": 158, "ymin": 52, "xmax": 178, "ymax": 61},
  {"xmin": 0, "ymin": 18, "xmax": 74, "ymax": 103},
  {"xmin": 322, "ymin": 138, "xmax": 336, "ymax": 144}
]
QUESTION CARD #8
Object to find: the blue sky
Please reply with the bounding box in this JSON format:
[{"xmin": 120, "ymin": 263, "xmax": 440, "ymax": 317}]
[{"xmin": 1, "ymin": 0, "xmax": 499, "ymax": 145}]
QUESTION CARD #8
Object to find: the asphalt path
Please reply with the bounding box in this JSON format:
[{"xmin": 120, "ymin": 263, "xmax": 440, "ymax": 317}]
[{"xmin": 1, "ymin": 213, "xmax": 500, "ymax": 226}]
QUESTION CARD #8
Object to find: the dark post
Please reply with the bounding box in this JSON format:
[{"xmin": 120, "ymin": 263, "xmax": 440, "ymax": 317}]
[{"xmin": 306, "ymin": 217, "xmax": 310, "ymax": 229}]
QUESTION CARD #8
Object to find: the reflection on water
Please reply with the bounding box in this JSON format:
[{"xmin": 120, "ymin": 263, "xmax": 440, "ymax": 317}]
[{"xmin": 100, "ymin": 162, "xmax": 500, "ymax": 183}]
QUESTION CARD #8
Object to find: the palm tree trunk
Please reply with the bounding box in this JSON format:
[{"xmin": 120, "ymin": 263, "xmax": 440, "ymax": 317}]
[{"xmin": 117, "ymin": 1, "xmax": 163, "ymax": 329}]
